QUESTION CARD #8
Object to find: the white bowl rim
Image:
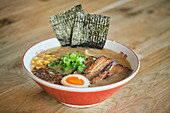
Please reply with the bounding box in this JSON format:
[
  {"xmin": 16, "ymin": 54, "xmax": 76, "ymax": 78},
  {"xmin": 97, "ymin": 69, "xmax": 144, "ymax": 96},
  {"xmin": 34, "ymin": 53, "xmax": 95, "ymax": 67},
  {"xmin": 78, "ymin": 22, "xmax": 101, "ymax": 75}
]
[{"xmin": 22, "ymin": 38, "xmax": 140, "ymax": 92}]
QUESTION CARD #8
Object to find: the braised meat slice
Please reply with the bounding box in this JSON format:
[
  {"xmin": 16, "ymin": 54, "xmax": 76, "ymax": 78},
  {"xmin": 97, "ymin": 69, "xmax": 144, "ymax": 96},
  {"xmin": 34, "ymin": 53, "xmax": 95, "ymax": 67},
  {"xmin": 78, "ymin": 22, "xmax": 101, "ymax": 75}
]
[
  {"xmin": 84, "ymin": 56, "xmax": 113, "ymax": 80},
  {"xmin": 91, "ymin": 60, "xmax": 116, "ymax": 83},
  {"xmin": 91, "ymin": 64, "xmax": 132, "ymax": 86},
  {"xmin": 84, "ymin": 56, "xmax": 95, "ymax": 68}
]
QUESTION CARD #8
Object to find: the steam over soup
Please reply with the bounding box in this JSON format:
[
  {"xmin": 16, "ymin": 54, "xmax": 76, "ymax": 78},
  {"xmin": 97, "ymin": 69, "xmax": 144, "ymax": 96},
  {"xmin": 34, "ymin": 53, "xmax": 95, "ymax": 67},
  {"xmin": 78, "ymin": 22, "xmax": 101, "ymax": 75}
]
[{"xmin": 31, "ymin": 47, "xmax": 132, "ymax": 87}]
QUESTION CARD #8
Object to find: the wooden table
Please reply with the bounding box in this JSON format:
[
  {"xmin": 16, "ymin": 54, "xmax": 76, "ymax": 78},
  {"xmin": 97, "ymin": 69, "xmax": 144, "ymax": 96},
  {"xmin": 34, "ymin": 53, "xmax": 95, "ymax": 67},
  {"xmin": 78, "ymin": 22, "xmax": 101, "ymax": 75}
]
[{"xmin": 0, "ymin": 0, "xmax": 170, "ymax": 112}]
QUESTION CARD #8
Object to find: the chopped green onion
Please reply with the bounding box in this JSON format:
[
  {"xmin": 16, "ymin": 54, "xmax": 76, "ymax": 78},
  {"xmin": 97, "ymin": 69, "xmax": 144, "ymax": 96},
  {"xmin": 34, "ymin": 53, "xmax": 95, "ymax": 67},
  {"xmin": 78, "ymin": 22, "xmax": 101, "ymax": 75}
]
[
  {"xmin": 56, "ymin": 51, "xmax": 59, "ymax": 53},
  {"xmin": 47, "ymin": 51, "xmax": 87, "ymax": 73},
  {"xmin": 52, "ymin": 51, "xmax": 87, "ymax": 73},
  {"xmin": 92, "ymin": 58, "xmax": 96, "ymax": 63},
  {"xmin": 49, "ymin": 71, "xmax": 54, "ymax": 75},
  {"xmin": 63, "ymin": 57, "xmax": 71, "ymax": 63},
  {"xmin": 48, "ymin": 62, "xmax": 56, "ymax": 68},
  {"xmin": 48, "ymin": 61, "xmax": 57, "ymax": 68},
  {"xmin": 70, "ymin": 53, "xmax": 76, "ymax": 61},
  {"xmin": 71, "ymin": 63, "xmax": 77, "ymax": 68}
]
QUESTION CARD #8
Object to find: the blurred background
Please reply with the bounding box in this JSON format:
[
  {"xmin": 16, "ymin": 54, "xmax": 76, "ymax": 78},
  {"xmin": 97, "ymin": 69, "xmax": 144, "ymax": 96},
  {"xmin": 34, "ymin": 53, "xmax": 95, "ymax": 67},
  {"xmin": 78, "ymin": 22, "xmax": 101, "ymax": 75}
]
[{"xmin": 0, "ymin": 0, "xmax": 170, "ymax": 112}]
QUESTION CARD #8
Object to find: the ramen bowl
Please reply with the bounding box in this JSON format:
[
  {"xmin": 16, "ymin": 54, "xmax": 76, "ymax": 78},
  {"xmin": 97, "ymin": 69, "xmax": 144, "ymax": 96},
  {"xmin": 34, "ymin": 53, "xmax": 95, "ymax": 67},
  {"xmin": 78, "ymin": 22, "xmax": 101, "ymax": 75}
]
[{"xmin": 22, "ymin": 38, "xmax": 140, "ymax": 108}]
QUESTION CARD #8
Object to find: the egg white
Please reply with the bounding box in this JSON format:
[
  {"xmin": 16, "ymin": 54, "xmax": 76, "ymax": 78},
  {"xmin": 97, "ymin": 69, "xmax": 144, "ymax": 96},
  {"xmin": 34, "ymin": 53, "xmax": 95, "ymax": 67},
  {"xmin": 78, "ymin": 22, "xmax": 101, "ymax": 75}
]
[{"xmin": 61, "ymin": 74, "xmax": 90, "ymax": 87}]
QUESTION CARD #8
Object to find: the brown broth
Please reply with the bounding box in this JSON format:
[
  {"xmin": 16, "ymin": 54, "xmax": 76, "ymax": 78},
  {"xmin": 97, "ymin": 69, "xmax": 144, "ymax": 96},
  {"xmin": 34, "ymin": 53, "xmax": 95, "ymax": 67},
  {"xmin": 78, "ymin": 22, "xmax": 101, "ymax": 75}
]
[{"xmin": 31, "ymin": 46, "xmax": 132, "ymax": 86}]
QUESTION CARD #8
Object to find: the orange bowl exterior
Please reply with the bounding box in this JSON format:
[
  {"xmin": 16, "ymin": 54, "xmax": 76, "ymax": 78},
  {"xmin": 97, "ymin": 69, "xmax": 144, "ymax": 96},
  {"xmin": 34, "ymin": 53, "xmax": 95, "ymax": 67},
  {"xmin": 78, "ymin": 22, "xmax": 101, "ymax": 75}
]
[{"xmin": 36, "ymin": 81, "xmax": 125, "ymax": 106}]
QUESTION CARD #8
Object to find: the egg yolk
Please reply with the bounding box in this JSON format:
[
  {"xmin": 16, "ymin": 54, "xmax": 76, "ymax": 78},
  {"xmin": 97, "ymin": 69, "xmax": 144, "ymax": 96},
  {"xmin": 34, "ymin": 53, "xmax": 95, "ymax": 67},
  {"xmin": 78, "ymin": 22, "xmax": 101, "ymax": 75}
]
[{"xmin": 66, "ymin": 76, "xmax": 84, "ymax": 85}]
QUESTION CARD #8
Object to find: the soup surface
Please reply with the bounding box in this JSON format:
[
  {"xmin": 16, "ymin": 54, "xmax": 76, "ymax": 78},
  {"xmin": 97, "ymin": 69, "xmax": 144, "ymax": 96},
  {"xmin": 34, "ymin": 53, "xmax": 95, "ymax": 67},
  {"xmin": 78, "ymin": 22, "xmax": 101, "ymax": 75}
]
[{"xmin": 31, "ymin": 47, "xmax": 132, "ymax": 86}]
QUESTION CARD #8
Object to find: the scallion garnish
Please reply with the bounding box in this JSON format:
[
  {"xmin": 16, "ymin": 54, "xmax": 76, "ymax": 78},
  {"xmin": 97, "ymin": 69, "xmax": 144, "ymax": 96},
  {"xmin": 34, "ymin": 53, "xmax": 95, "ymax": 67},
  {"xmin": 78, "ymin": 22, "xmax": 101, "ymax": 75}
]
[
  {"xmin": 92, "ymin": 57, "xmax": 96, "ymax": 63},
  {"xmin": 47, "ymin": 51, "xmax": 87, "ymax": 73},
  {"xmin": 49, "ymin": 71, "xmax": 54, "ymax": 75}
]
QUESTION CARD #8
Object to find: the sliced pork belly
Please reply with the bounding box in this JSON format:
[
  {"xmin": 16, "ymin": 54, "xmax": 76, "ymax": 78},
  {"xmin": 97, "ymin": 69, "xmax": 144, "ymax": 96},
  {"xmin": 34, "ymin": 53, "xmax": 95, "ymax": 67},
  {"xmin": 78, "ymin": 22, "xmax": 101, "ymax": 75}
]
[
  {"xmin": 91, "ymin": 60, "xmax": 116, "ymax": 83},
  {"xmin": 84, "ymin": 56, "xmax": 95, "ymax": 68},
  {"xmin": 84, "ymin": 56, "xmax": 113, "ymax": 80},
  {"xmin": 91, "ymin": 64, "xmax": 132, "ymax": 86}
]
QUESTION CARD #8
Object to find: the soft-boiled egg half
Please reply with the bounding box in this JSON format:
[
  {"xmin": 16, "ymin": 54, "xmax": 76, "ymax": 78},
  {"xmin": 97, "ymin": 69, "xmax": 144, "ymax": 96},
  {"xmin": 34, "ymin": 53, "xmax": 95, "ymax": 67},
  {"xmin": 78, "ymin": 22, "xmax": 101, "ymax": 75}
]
[{"xmin": 61, "ymin": 74, "xmax": 90, "ymax": 87}]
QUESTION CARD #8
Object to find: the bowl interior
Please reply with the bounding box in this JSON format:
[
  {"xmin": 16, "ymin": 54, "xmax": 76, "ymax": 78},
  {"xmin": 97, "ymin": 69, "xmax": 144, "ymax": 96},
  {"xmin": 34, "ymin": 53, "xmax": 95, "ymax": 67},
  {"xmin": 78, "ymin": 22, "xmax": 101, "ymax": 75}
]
[{"xmin": 23, "ymin": 38, "xmax": 140, "ymax": 91}]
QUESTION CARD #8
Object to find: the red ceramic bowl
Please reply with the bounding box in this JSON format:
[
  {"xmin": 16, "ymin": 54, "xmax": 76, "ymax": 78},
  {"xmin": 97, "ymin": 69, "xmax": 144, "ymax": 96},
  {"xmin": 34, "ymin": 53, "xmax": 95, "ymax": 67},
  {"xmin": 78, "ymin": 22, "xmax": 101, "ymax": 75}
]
[{"xmin": 22, "ymin": 38, "xmax": 140, "ymax": 108}]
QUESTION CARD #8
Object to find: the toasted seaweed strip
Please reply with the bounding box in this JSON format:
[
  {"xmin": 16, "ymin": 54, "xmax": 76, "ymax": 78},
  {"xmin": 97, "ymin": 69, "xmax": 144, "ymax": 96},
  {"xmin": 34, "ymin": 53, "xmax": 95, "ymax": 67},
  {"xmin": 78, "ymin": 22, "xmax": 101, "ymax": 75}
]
[
  {"xmin": 71, "ymin": 12, "xmax": 110, "ymax": 49},
  {"xmin": 71, "ymin": 12, "xmax": 86, "ymax": 47},
  {"xmin": 88, "ymin": 14, "xmax": 110, "ymax": 49},
  {"xmin": 49, "ymin": 5, "xmax": 83, "ymax": 46}
]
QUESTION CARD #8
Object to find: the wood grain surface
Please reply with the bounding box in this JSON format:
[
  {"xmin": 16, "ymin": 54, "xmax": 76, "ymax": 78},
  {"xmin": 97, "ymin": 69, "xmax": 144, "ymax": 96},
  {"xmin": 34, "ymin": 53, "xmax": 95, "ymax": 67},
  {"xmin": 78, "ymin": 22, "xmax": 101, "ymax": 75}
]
[{"xmin": 0, "ymin": 0, "xmax": 170, "ymax": 113}]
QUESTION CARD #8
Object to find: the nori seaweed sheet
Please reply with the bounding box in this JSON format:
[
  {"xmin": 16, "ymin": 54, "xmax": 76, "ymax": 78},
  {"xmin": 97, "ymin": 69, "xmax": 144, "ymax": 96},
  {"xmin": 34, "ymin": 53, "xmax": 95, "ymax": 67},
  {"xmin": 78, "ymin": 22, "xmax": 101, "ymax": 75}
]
[
  {"xmin": 71, "ymin": 12, "xmax": 85, "ymax": 46},
  {"xmin": 71, "ymin": 12, "xmax": 110, "ymax": 49},
  {"xmin": 49, "ymin": 5, "xmax": 83, "ymax": 46}
]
